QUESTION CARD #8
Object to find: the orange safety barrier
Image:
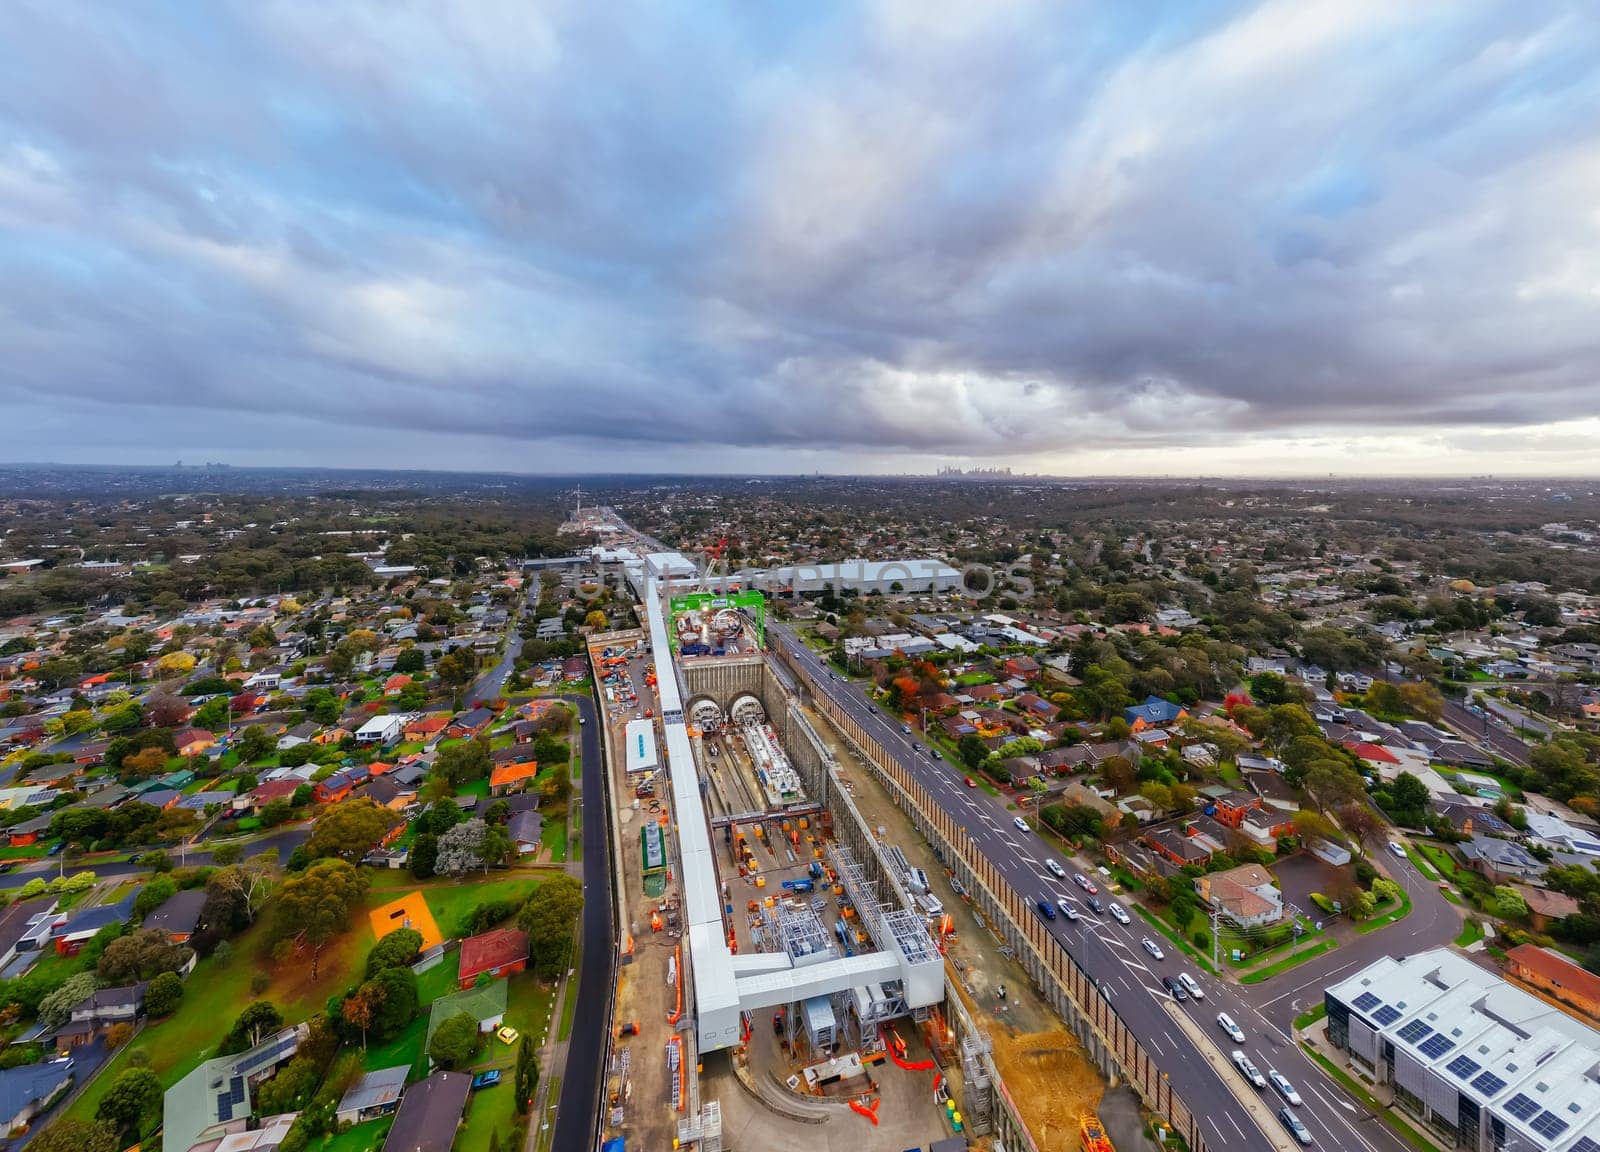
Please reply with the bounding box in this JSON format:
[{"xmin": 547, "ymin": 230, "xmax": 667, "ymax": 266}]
[
  {"xmin": 667, "ymin": 945, "xmax": 683, "ymax": 1025},
  {"xmin": 849, "ymin": 1097, "xmax": 881, "ymax": 1125}
]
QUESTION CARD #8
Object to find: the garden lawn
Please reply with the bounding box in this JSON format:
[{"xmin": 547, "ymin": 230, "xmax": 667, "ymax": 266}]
[
  {"xmin": 542, "ymin": 812, "xmax": 569, "ymax": 862},
  {"xmin": 393, "ymin": 875, "xmax": 543, "ymax": 940},
  {"xmin": 1239, "ymin": 939, "xmax": 1338, "ymax": 984},
  {"xmin": 309, "ymin": 1117, "xmax": 393, "ymax": 1152},
  {"xmin": 457, "ymin": 972, "xmax": 556, "ymax": 1152},
  {"xmin": 63, "ymin": 891, "xmax": 380, "ymax": 1126},
  {"xmin": 363, "ymin": 953, "xmax": 461, "ymax": 1077}
]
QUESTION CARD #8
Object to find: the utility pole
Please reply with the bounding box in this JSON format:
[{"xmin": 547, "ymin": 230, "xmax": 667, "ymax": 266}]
[{"xmin": 1212, "ymin": 905, "xmax": 1222, "ymax": 971}]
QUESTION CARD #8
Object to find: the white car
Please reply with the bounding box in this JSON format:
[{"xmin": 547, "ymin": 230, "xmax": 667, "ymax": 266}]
[
  {"xmin": 1013, "ymin": 816, "xmax": 1030, "ymax": 833},
  {"xmin": 1057, "ymin": 898, "xmax": 1081, "ymax": 921},
  {"xmin": 1217, "ymin": 1012, "xmax": 1245, "ymax": 1043},
  {"xmin": 1045, "ymin": 858, "xmax": 1066, "ymax": 879},
  {"xmin": 1269, "ymin": 1070, "xmax": 1303, "ymax": 1107},
  {"xmin": 1109, "ymin": 902, "xmax": 1131, "ymax": 925},
  {"xmin": 1140, "ymin": 937, "xmax": 1165, "ymax": 960},
  {"xmin": 1232, "ymin": 1050, "xmax": 1267, "ymax": 1089},
  {"xmin": 1389, "ymin": 841, "xmax": 1406, "ymax": 859},
  {"xmin": 1279, "ymin": 1108, "xmax": 1313, "ymax": 1146},
  {"xmin": 1177, "ymin": 972, "xmax": 1204, "ymax": 1000}
]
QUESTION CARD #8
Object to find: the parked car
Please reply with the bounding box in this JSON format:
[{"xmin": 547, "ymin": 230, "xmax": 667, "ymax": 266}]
[
  {"xmin": 1269, "ymin": 1070, "xmax": 1303, "ymax": 1106},
  {"xmin": 1233, "ymin": 1051, "xmax": 1267, "ymax": 1089},
  {"xmin": 1217, "ymin": 1012, "xmax": 1245, "ymax": 1043},
  {"xmin": 1177, "ymin": 972, "xmax": 1204, "ymax": 1000},
  {"xmin": 472, "ymin": 1070, "xmax": 502, "ymax": 1090},
  {"xmin": 1279, "ymin": 1108, "xmax": 1313, "ymax": 1146},
  {"xmin": 1141, "ymin": 937, "xmax": 1165, "ymax": 960},
  {"xmin": 1109, "ymin": 902, "xmax": 1131, "ymax": 925},
  {"xmin": 1162, "ymin": 976, "xmax": 1188, "ymax": 1001}
]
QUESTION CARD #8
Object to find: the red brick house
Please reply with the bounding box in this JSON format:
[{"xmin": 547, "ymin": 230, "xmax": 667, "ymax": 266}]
[
  {"xmin": 404, "ymin": 715, "xmax": 449, "ymax": 742},
  {"xmin": 383, "ymin": 674, "xmax": 412, "ymax": 698},
  {"xmin": 489, "ymin": 761, "xmax": 539, "ymax": 797},
  {"xmin": 1003, "ymin": 656, "xmax": 1041, "ymax": 682},
  {"xmin": 458, "ymin": 927, "xmax": 529, "ymax": 989},
  {"xmin": 445, "ymin": 708, "xmax": 495, "ymax": 741},
  {"xmin": 1210, "ymin": 790, "xmax": 1263, "ymax": 830},
  {"xmin": 173, "ymin": 728, "xmax": 217, "ymax": 758}
]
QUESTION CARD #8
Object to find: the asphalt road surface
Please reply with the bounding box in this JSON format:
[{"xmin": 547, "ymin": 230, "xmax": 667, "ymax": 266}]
[
  {"xmin": 550, "ymin": 690, "xmax": 612, "ymax": 1152},
  {"xmin": 0, "ymin": 824, "xmax": 312, "ymax": 889},
  {"xmin": 773, "ymin": 621, "xmax": 1430, "ymax": 1152},
  {"xmin": 1441, "ymin": 697, "xmax": 1532, "ymax": 767}
]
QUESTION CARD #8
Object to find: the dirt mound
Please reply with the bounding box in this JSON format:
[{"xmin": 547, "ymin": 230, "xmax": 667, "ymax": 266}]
[{"xmin": 989, "ymin": 1023, "xmax": 1104, "ymax": 1150}]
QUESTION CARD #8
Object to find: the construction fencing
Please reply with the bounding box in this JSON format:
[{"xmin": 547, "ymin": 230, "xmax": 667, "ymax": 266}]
[{"xmin": 788, "ymin": 658, "xmax": 1208, "ymax": 1152}]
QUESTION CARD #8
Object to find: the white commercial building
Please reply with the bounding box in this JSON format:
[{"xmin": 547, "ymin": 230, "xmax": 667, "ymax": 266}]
[
  {"xmin": 1327, "ymin": 948, "xmax": 1600, "ymax": 1151},
  {"xmin": 624, "ymin": 718, "xmax": 658, "ymax": 775}
]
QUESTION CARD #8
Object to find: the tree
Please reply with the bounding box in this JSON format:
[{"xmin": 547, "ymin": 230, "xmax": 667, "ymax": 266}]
[
  {"xmin": 1100, "ymin": 755, "xmax": 1138, "ymax": 796},
  {"xmin": 220, "ymin": 1001, "xmax": 284, "ymax": 1056},
  {"xmin": 1397, "ymin": 682, "xmax": 1445, "ymax": 723},
  {"xmin": 481, "ymin": 822, "xmax": 514, "ymax": 870},
  {"xmin": 38, "ymin": 972, "xmax": 99, "ymax": 1030},
  {"xmin": 394, "ymin": 648, "xmax": 426, "ymax": 674},
  {"xmin": 304, "ymin": 688, "xmax": 342, "ymax": 726},
  {"xmin": 99, "ymin": 929, "xmax": 193, "ymax": 983},
  {"xmin": 539, "ymin": 763, "xmax": 572, "ymax": 804},
  {"xmin": 1303, "ymin": 761, "xmax": 1367, "ymax": 814},
  {"xmin": 1390, "ymin": 772, "xmax": 1431, "ymax": 818},
  {"xmin": 1489, "ymin": 886, "xmax": 1530, "ymax": 921},
  {"xmin": 518, "ymin": 874, "xmax": 583, "ymax": 979},
  {"xmin": 260, "ymin": 797, "xmax": 295, "ymax": 828},
  {"xmin": 28, "ymin": 1117, "xmax": 119, "ymax": 1152},
  {"xmin": 1249, "ymin": 672, "xmax": 1300, "ymax": 706},
  {"xmin": 122, "ymin": 745, "xmax": 170, "ymax": 779},
  {"xmin": 410, "ymin": 832, "xmax": 439, "ymax": 879},
  {"xmin": 367, "ymin": 927, "xmax": 424, "ymax": 977},
  {"xmin": 366, "ymin": 965, "xmax": 419, "ymax": 1040},
  {"xmin": 514, "ymin": 1037, "xmax": 540, "ymax": 1115},
  {"xmin": 272, "ymin": 858, "xmax": 366, "ymax": 981},
  {"xmin": 436, "ymin": 739, "xmax": 492, "ymax": 787},
  {"xmin": 1337, "ymin": 803, "xmax": 1384, "ymax": 854},
  {"xmin": 146, "ymin": 971, "xmax": 184, "ymax": 1016},
  {"xmin": 1290, "ymin": 808, "xmax": 1339, "ymax": 845},
  {"xmin": 235, "ymin": 724, "xmax": 275, "ymax": 763},
  {"xmin": 146, "ymin": 690, "xmax": 190, "ymax": 728},
  {"xmin": 341, "ymin": 983, "xmax": 379, "ymax": 1048},
  {"xmin": 957, "ymin": 733, "xmax": 989, "ymax": 773},
  {"xmin": 306, "ymin": 798, "xmax": 398, "ymax": 862},
  {"xmin": 96, "ymin": 1067, "xmax": 163, "ymax": 1138},
  {"xmin": 208, "ymin": 855, "xmax": 278, "ymax": 925},
  {"xmin": 132, "ymin": 876, "xmax": 179, "ymax": 926},
  {"xmin": 584, "ymin": 609, "xmax": 608, "ymax": 629},
  {"xmin": 428, "ymin": 1012, "xmax": 481, "ymax": 1069},
  {"xmin": 211, "ymin": 841, "xmax": 243, "ymax": 867},
  {"xmin": 437, "ymin": 819, "xmax": 492, "ymax": 875},
  {"xmin": 106, "ymin": 1021, "xmax": 135, "ymax": 1050}
]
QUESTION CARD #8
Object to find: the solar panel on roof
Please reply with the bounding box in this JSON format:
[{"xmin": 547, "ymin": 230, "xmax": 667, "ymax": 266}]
[
  {"xmin": 1447, "ymin": 1055, "xmax": 1481, "ymax": 1080},
  {"xmin": 1531, "ymin": 1112, "xmax": 1570, "ymax": 1140},
  {"xmin": 1569, "ymin": 1137, "xmax": 1600, "ymax": 1152},
  {"xmin": 1398, "ymin": 1020, "xmax": 1433, "ymax": 1044},
  {"xmin": 1419, "ymin": 1034, "xmax": 1456, "ymax": 1060},
  {"xmin": 1472, "ymin": 1072, "xmax": 1507, "ymax": 1097},
  {"xmin": 1504, "ymin": 1094, "xmax": 1540, "ymax": 1122},
  {"xmin": 1373, "ymin": 1005, "xmax": 1402, "ymax": 1026},
  {"xmin": 1352, "ymin": 991, "xmax": 1382, "ymax": 1013}
]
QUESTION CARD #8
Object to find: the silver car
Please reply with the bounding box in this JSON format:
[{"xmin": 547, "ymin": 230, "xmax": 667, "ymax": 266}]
[
  {"xmin": 1279, "ymin": 1107, "xmax": 1312, "ymax": 1146},
  {"xmin": 1232, "ymin": 1050, "xmax": 1267, "ymax": 1089}
]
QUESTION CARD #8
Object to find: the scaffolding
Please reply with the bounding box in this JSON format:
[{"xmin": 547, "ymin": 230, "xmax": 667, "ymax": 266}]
[
  {"xmin": 960, "ymin": 1031, "xmax": 995, "ymax": 1135},
  {"xmin": 777, "ymin": 902, "xmax": 833, "ymax": 965},
  {"xmin": 677, "ymin": 1100, "xmax": 723, "ymax": 1152}
]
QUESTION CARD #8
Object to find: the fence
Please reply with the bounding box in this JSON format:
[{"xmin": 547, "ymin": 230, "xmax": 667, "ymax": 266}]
[{"xmin": 786, "ymin": 655, "xmax": 1209, "ymax": 1152}]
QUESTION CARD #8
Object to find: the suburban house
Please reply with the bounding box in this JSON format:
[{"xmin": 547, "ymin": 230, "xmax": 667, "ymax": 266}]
[
  {"xmin": 1457, "ymin": 835, "xmax": 1546, "ymax": 885},
  {"xmin": 457, "ymin": 927, "xmax": 528, "ymax": 989},
  {"xmin": 276, "ymin": 721, "xmax": 320, "ymax": 751},
  {"xmin": 404, "ymin": 715, "xmax": 450, "ymax": 742},
  {"xmin": 356, "ymin": 714, "xmax": 407, "ymax": 745},
  {"xmin": 1208, "ymin": 789, "xmax": 1264, "ymax": 829},
  {"xmin": 382, "ymin": 674, "xmax": 412, "ymax": 698},
  {"xmin": 53, "ymin": 982, "xmax": 147, "ymax": 1046},
  {"xmin": 315, "ymin": 765, "xmax": 370, "ymax": 804},
  {"xmin": 0, "ymin": 1058, "xmax": 74, "ymax": 1132},
  {"xmin": 425, "ymin": 982, "xmax": 508, "ymax": 1065},
  {"xmin": 7, "ymin": 813, "xmax": 54, "ymax": 847},
  {"xmin": 1519, "ymin": 885, "xmax": 1582, "ymax": 931},
  {"xmin": 1431, "ymin": 801, "xmax": 1517, "ymax": 839},
  {"xmin": 1002, "ymin": 656, "xmax": 1041, "ymax": 682},
  {"xmin": 1196, "ymin": 864, "xmax": 1286, "ymax": 929},
  {"xmin": 0, "ymin": 897, "xmax": 57, "ymax": 968},
  {"xmin": 144, "ymin": 889, "xmax": 208, "ymax": 943},
  {"xmin": 162, "ymin": 1024, "xmax": 308, "ymax": 1152},
  {"xmin": 445, "ymin": 707, "xmax": 495, "ymax": 741},
  {"xmin": 173, "ymin": 728, "xmax": 218, "ymax": 758},
  {"xmin": 51, "ymin": 894, "xmax": 135, "ymax": 955},
  {"xmin": 238, "ymin": 778, "xmax": 301, "ymax": 813},
  {"xmin": 1505, "ymin": 944, "xmax": 1600, "ymax": 1024},
  {"xmin": 508, "ymin": 811, "xmax": 544, "ymax": 856},
  {"xmin": 181, "ymin": 1111, "xmax": 296, "ymax": 1152},
  {"xmin": 379, "ymin": 1070, "xmax": 471, "ymax": 1152},
  {"xmin": 1122, "ymin": 695, "xmax": 1188, "ymax": 732},
  {"xmin": 489, "ymin": 760, "xmax": 540, "ymax": 797},
  {"xmin": 336, "ymin": 1065, "xmax": 410, "ymax": 1126}
]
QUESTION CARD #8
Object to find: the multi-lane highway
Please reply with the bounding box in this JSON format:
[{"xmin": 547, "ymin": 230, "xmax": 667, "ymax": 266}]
[{"xmin": 774, "ymin": 621, "xmax": 1429, "ymax": 1152}]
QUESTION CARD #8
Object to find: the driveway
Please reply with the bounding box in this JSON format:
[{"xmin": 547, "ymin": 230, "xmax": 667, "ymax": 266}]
[{"xmin": 1270, "ymin": 854, "xmax": 1346, "ymax": 922}]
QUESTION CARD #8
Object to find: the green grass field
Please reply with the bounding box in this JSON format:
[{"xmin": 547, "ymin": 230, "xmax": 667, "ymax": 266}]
[{"xmin": 457, "ymin": 974, "xmax": 556, "ymax": 1151}]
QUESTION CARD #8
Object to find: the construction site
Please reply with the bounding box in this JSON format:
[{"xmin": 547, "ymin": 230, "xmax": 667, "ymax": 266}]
[{"xmin": 589, "ymin": 559, "xmax": 1014, "ymax": 1152}]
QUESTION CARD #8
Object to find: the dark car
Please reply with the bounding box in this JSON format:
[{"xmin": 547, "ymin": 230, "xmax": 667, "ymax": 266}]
[
  {"xmin": 1036, "ymin": 898, "xmax": 1058, "ymax": 921},
  {"xmin": 1086, "ymin": 896, "xmax": 1104, "ymax": 914},
  {"xmin": 1162, "ymin": 976, "xmax": 1189, "ymax": 1001}
]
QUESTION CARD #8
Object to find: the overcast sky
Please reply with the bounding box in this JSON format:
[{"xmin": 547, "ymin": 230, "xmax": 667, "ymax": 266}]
[{"xmin": 3, "ymin": 2, "xmax": 1599, "ymax": 476}]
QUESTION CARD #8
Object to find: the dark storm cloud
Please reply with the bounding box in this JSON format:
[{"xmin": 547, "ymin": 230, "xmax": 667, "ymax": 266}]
[{"xmin": 2, "ymin": 0, "xmax": 1600, "ymax": 471}]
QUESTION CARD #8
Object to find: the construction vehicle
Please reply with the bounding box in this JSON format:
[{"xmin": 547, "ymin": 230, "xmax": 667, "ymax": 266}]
[{"xmin": 1080, "ymin": 1113, "xmax": 1115, "ymax": 1152}]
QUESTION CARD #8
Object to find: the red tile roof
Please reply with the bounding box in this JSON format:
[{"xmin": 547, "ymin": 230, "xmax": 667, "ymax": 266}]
[{"xmin": 459, "ymin": 927, "xmax": 528, "ymax": 981}]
